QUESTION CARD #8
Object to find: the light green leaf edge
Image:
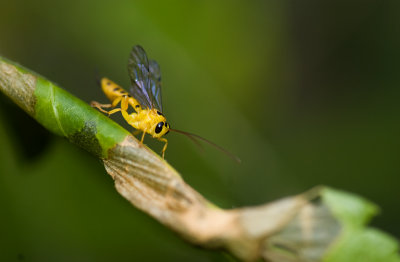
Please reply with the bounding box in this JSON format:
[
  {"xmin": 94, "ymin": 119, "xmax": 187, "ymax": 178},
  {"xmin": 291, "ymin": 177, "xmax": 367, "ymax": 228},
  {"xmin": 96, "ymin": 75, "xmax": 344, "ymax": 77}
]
[{"xmin": 322, "ymin": 188, "xmax": 400, "ymax": 262}]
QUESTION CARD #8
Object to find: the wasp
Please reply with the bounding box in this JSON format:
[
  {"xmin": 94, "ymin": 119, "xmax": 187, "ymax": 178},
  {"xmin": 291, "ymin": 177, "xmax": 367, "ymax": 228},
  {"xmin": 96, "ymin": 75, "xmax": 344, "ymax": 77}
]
[{"xmin": 91, "ymin": 45, "xmax": 239, "ymax": 162}]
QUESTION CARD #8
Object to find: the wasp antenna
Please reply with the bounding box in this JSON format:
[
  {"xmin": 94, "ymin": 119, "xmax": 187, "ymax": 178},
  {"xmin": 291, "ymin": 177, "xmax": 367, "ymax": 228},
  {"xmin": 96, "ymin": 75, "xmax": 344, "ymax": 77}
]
[
  {"xmin": 179, "ymin": 131, "xmax": 205, "ymax": 151},
  {"xmin": 170, "ymin": 129, "xmax": 241, "ymax": 163}
]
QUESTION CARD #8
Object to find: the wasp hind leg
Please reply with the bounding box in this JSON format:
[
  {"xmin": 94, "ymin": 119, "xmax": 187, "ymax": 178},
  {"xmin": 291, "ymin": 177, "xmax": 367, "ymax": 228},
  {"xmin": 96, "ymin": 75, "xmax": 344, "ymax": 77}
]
[
  {"xmin": 90, "ymin": 101, "xmax": 113, "ymax": 114},
  {"xmin": 106, "ymin": 108, "xmax": 122, "ymax": 115},
  {"xmin": 106, "ymin": 96, "xmax": 129, "ymax": 116},
  {"xmin": 91, "ymin": 96, "xmax": 125, "ymax": 116}
]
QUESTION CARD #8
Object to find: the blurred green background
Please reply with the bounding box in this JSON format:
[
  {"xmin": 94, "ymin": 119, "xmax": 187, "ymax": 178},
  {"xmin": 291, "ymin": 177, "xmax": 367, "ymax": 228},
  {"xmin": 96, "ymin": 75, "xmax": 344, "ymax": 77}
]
[{"xmin": 1, "ymin": 0, "xmax": 399, "ymax": 261}]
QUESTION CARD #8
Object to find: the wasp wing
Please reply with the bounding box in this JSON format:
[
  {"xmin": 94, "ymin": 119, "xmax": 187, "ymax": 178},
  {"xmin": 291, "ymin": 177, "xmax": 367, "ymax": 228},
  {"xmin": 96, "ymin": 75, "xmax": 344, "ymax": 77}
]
[
  {"xmin": 128, "ymin": 45, "xmax": 163, "ymax": 111},
  {"xmin": 148, "ymin": 59, "xmax": 163, "ymax": 111}
]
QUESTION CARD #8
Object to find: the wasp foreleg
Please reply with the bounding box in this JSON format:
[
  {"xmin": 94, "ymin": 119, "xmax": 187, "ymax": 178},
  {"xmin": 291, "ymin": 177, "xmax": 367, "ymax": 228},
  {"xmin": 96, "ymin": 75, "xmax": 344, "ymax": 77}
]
[{"xmin": 158, "ymin": 138, "xmax": 168, "ymax": 158}]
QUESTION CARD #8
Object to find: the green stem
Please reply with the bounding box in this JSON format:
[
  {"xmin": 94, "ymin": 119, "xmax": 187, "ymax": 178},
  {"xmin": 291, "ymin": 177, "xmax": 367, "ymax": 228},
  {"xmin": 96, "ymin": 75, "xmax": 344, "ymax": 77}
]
[{"xmin": 0, "ymin": 56, "xmax": 128, "ymax": 158}]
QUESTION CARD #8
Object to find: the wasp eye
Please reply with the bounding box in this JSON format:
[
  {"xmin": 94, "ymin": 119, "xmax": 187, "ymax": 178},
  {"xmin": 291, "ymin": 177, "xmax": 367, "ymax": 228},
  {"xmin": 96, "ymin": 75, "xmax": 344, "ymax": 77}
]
[{"xmin": 155, "ymin": 122, "xmax": 164, "ymax": 134}]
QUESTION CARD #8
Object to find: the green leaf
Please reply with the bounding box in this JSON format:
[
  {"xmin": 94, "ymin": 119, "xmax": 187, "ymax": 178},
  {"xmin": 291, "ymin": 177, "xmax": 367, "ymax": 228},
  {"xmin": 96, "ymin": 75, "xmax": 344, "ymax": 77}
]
[
  {"xmin": 322, "ymin": 188, "xmax": 400, "ymax": 262},
  {"xmin": 323, "ymin": 187, "xmax": 379, "ymax": 228}
]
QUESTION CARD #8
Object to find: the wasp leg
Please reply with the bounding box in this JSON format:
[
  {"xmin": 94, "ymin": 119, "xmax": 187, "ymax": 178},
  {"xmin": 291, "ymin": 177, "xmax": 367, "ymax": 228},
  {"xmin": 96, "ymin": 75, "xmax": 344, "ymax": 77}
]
[
  {"xmin": 91, "ymin": 96, "xmax": 123, "ymax": 115},
  {"xmin": 121, "ymin": 109, "xmax": 135, "ymax": 124},
  {"xmin": 158, "ymin": 138, "xmax": 168, "ymax": 158},
  {"xmin": 120, "ymin": 96, "xmax": 129, "ymax": 111},
  {"xmin": 90, "ymin": 101, "xmax": 112, "ymax": 114},
  {"xmin": 107, "ymin": 96, "xmax": 128, "ymax": 116},
  {"xmin": 107, "ymin": 96, "xmax": 130, "ymax": 115},
  {"xmin": 140, "ymin": 131, "xmax": 146, "ymax": 143},
  {"xmin": 107, "ymin": 108, "xmax": 121, "ymax": 115},
  {"xmin": 131, "ymin": 131, "xmax": 146, "ymax": 148}
]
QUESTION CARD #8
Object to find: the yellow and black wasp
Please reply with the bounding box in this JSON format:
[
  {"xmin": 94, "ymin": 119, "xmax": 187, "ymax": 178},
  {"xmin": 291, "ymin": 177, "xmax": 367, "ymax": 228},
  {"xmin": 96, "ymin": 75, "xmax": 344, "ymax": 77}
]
[{"xmin": 92, "ymin": 45, "xmax": 239, "ymax": 162}]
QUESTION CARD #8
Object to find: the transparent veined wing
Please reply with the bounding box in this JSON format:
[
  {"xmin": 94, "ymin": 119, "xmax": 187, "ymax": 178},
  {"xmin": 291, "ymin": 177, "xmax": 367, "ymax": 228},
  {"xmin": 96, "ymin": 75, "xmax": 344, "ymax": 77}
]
[
  {"xmin": 149, "ymin": 59, "xmax": 162, "ymax": 111},
  {"xmin": 128, "ymin": 45, "xmax": 163, "ymax": 111},
  {"xmin": 128, "ymin": 45, "xmax": 152, "ymax": 109}
]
